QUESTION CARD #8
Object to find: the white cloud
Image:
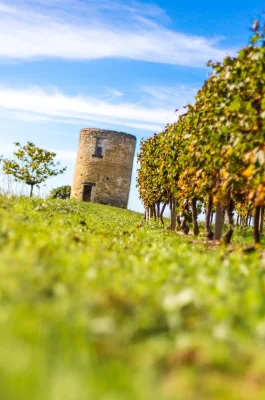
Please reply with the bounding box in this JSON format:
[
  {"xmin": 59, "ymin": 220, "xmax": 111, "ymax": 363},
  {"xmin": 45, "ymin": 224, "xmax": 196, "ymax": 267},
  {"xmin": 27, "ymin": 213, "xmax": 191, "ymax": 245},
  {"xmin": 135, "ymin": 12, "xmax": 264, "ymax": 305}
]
[
  {"xmin": 139, "ymin": 84, "xmax": 198, "ymax": 108},
  {"xmin": 109, "ymin": 90, "xmax": 124, "ymax": 98},
  {"xmin": 0, "ymin": 0, "xmax": 232, "ymax": 66},
  {"xmin": 53, "ymin": 149, "xmax": 77, "ymax": 162},
  {"xmin": 0, "ymin": 143, "xmax": 76, "ymax": 163},
  {"xmin": 0, "ymin": 86, "xmax": 179, "ymax": 131},
  {"xmin": 0, "ymin": 143, "xmax": 14, "ymax": 156}
]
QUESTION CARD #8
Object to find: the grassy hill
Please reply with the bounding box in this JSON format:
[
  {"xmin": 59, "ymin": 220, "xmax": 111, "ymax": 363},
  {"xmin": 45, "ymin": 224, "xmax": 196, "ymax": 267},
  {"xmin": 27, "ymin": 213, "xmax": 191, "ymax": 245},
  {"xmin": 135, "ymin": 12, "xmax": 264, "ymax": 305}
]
[{"xmin": 1, "ymin": 196, "xmax": 265, "ymax": 399}]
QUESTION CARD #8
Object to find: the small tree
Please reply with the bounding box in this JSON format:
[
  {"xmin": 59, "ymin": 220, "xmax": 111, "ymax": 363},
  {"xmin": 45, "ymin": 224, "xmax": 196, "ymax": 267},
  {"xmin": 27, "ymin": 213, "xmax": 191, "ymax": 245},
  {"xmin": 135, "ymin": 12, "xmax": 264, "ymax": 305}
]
[
  {"xmin": 0, "ymin": 142, "xmax": 67, "ymax": 197},
  {"xmin": 49, "ymin": 185, "xmax": 71, "ymax": 200}
]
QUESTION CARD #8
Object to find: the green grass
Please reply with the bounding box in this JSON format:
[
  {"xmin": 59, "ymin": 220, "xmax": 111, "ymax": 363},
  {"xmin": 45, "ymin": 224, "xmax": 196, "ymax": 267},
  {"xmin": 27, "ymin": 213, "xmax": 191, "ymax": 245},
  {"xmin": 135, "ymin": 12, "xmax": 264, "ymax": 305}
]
[{"xmin": 1, "ymin": 196, "xmax": 265, "ymax": 399}]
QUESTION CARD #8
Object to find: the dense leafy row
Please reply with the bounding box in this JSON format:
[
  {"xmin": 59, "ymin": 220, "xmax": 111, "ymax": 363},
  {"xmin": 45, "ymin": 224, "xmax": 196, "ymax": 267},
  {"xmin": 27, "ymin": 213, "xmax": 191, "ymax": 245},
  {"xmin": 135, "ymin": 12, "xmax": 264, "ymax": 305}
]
[{"xmin": 137, "ymin": 22, "xmax": 265, "ymax": 245}]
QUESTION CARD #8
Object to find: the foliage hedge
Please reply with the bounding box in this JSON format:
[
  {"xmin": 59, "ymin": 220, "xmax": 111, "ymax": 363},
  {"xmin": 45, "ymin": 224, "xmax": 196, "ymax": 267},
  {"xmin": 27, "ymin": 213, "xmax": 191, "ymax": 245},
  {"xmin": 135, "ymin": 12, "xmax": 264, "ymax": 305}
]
[{"xmin": 137, "ymin": 22, "xmax": 265, "ymax": 245}]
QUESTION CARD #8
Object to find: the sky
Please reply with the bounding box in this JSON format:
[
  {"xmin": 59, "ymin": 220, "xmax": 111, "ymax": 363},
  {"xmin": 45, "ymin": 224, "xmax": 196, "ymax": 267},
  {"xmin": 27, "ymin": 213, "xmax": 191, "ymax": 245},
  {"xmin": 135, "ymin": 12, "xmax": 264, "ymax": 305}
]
[{"xmin": 0, "ymin": 0, "xmax": 263, "ymax": 211}]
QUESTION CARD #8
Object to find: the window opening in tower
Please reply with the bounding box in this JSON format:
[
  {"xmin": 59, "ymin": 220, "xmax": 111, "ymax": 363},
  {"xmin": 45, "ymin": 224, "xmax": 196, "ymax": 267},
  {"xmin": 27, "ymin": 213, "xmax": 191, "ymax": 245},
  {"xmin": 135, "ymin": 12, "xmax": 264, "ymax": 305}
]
[{"xmin": 95, "ymin": 138, "xmax": 104, "ymax": 157}]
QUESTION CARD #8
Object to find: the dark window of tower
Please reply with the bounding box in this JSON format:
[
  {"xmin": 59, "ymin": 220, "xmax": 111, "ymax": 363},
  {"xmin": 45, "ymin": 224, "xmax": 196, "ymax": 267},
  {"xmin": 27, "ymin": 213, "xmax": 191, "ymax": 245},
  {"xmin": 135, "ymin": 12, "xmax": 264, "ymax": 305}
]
[{"xmin": 95, "ymin": 138, "xmax": 104, "ymax": 157}]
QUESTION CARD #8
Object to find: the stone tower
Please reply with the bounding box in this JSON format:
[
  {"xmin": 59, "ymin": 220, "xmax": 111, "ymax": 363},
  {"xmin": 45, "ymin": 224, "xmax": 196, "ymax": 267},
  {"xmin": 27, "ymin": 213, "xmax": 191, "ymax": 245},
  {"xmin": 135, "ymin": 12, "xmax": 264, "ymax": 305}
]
[{"xmin": 71, "ymin": 128, "xmax": 136, "ymax": 208}]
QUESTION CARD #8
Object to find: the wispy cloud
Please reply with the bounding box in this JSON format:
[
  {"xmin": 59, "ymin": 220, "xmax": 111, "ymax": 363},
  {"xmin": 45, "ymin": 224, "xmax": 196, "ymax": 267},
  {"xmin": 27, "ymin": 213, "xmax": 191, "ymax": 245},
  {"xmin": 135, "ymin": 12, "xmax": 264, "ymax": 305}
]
[
  {"xmin": 139, "ymin": 84, "xmax": 198, "ymax": 108},
  {"xmin": 52, "ymin": 149, "xmax": 77, "ymax": 162},
  {"xmin": 0, "ymin": 86, "xmax": 179, "ymax": 131},
  {"xmin": 0, "ymin": 0, "xmax": 232, "ymax": 66},
  {"xmin": 0, "ymin": 142, "xmax": 77, "ymax": 163}
]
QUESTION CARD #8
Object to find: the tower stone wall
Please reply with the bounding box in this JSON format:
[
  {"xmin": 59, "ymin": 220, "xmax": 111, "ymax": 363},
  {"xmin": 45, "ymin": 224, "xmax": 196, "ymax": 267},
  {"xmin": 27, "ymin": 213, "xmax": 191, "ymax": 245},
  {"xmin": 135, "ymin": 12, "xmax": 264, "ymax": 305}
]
[{"xmin": 71, "ymin": 128, "xmax": 136, "ymax": 208}]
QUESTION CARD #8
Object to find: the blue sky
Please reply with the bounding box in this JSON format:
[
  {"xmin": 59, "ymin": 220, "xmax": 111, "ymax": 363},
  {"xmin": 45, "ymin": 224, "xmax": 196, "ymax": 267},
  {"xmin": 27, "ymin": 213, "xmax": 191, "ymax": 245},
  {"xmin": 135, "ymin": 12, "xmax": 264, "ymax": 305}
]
[{"xmin": 0, "ymin": 0, "xmax": 263, "ymax": 210}]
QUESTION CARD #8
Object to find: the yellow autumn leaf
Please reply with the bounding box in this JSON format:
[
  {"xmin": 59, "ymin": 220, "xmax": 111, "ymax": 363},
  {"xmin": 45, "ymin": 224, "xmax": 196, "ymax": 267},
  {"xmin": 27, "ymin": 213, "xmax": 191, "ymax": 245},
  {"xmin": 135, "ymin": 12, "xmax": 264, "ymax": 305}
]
[
  {"xmin": 258, "ymin": 192, "xmax": 264, "ymax": 202},
  {"xmin": 226, "ymin": 148, "xmax": 233, "ymax": 156},
  {"xmin": 257, "ymin": 184, "xmax": 263, "ymax": 192},
  {"xmin": 242, "ymin": 165, "xmax": 254, "ymax": 178},
  {"xmin": 248, "ymin": 190, "xmax": 255, "ymax": 200}
]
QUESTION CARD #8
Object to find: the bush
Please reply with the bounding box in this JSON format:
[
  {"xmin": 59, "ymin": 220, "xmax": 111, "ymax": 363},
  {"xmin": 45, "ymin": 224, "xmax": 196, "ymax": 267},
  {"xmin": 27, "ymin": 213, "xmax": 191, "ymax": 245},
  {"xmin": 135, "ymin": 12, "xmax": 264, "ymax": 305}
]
[{"xmin": 49, "ymin": 185, "xmax": 71, "ymax": 199}]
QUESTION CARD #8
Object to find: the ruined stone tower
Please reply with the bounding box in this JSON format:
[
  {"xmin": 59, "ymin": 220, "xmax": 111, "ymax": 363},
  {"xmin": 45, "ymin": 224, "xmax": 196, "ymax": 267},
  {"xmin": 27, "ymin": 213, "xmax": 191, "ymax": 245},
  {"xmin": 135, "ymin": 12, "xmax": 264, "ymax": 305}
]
[{"xmin": 71, "ymin": 128, "xmax": 136, "ymax": 208}]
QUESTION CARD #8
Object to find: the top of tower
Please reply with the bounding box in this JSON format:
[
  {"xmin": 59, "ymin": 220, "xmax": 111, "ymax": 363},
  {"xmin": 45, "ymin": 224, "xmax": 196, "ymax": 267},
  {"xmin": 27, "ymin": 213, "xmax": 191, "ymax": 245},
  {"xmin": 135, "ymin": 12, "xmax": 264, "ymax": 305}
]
[{"xmin": 80, "ymin": 128, "xmax": 137, "ymax": 141}]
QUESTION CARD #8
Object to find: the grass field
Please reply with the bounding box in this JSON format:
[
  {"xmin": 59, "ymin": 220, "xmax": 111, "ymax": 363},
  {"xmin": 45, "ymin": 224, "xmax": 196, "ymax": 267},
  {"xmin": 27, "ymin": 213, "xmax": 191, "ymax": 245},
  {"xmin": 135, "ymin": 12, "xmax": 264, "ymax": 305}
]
[{"xmin": 1, "ymin": 196, "xmax": 265, "ymax": 399}]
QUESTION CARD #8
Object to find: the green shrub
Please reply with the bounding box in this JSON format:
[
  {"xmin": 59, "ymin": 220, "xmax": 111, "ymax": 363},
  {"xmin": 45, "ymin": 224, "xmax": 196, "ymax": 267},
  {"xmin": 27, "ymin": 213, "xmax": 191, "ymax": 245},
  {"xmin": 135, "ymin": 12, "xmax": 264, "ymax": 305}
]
[{"xmin": 49, "ymin": 185, "xmax": 71, "ymax": 199}]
